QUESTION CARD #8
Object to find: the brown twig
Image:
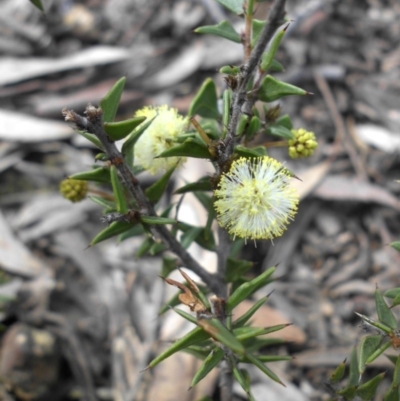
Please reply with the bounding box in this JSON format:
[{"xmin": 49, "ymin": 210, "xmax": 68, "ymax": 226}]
[{"xmin": 225, "ymin": 0, "xmax": 286, "ymax": 150}]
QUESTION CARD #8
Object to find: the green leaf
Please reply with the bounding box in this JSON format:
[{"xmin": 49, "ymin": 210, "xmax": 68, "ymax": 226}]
[
  {"xmin": 100, "ymin": 77, "xmax": 126, "ymax": 123},
  {"xmin": 77, "ymin": 130, "xmax": 104, "ymax": 149},
  {"xmin": 104, "ymin": 116, "xmax": 146, "ymax": 141},
  {"xmin": 136, "ymin": 237, "xmax": 154, "ymax": 257},
  {"xmin": 260, "ymin": 26, "xmax": 287, "ymax": 71},
  {"xmin": 235, "ymin": 144, "xmax": 267, "ymax": 158},
  {"xmin": 188, "ymin": 78, "xmax": 219, "ymax": 119},
  {"xmin": 172, "ymin": 307, "xmax": 198, "ymax": 325},
  {"xmin": 258, "ymin": 75, "xmax": 307, "ymax": 102},
  {"xmin": 385, "ymin": 288, "xmax": 400, "ymax": 299},
  {"xmin": 140, "ymin": 216, "xmax": 176, "ymax": 225},
  {"xmin": 174, "ymin": 177, "xmax": 212, "ymax": 194},
  {"xmin": 157, "ymin": 139, "xmax": 211, "ymax": 159},
  {"xmin": 121, "ymin": 116, "xmax": 156, "ymax": 158},
  {"xmin": 355, "ymin": 312, "xmax": 393, "ymax": 334},
  {"xmin": 90, "ymin": 221, "xmax": 134, "ymax": 246},
  {"xmin": 390, "ymin": 241, "xmax": 400, "ymax": 252},
  {"xmin": 242, "ymin": 337, "xmax": 285, "ymax": 353},
  {"xmin": 190, "ymin": 348, "xmax": 224, "ymax": 388},
  {"xmin": 267, "ymin": 124, "xmax": 295, "ymax": 140},
  {"xmin": 29, "ymin": 0, "xmax": 44, "ymax": 11},
  {"xmin": 276, "ymin": 114, "xmax": 293, "ymax": 129},
  {"xmin": 392, "ymin": 356, "xmax": 400, "ymax": 387},
  {"xmin": 359, "ymin": 335, "xmax": 383, "ymax": 374},
  {"xmin": 118, "ymin": 224, "xmax": 144, "ymax": 242},
  {"xmin": 226, "ymin": 258, "xmax": 253, "ymax": 283},
  {"xmin": 245, "ymin": 353, "xmax": 284, "ymax": 385},
  {"xmin": 222, "ymin": 89, "xmax": 232, "ymax": 138},
  {"xmin": 233, "ymin": 296, "xmax": 267, "ymax": 328},
  {"xmin": 214, "ymin": 0, "xmax": 245, "ymax": 14},
  {"xmin": 348, "ymin": 347, "xmax": 359, "ymax": 387},
  {"xmin": 376, "ymin": 288, "xmax": 398, "ymax": 330},
  {"xmin": 110, "ymin": 166, "xmax": 127, "ymax": 213},
  {"xmin": 70, "ymin": 167, "xmax": 110, "ymax": 183},
  {"xmin": 268, "ymin": 59, "xmax": 285, "ymax": 72},
  {"xmin": 161, "ymin": 256, "xmax": 178, "ymax": 278},
  {"xmin": 246, "ymin": 115, "xmax": 261, "ymax": 140},
  {"xmin": 392, "ymin": 293, "xmax": 400, "ymax": 307},
  {"xmin": 220, "ymin": 65, "xmax": 241, "ymax": 75},
  {"xmin": 251, "ymin": 19, "xmax": 265, "ymax": 47},
  {"xmin": 147, "ymin": 327, "xmax": 210, "ymax": 369},
  {"xmin": 197, "ymin": 319, "xmax": 245, "ymax": 355},
  {"xmin": 227, "ymin": 267, "xmax": 275, "ymax": 312},
  {"xmin": 234, "ymin": 324, "xmax": 289, "ymax": 341},
  {"xmin": 336, "ymin": 385, "xmax": 357, "ymax": 400},
  {"xmin": 177, "ymin": 222, "xmax": 215, "ymax": 251},
  {"xmin": 240, "ymin": 355, "xmax": 292, "ymax": 363},
  {"xmin": 149, "ymin": 242, "xmax": 167, "ymax": 255},
  {"xmin": 356, "ymin": 372, "xmax": 385, "ymax": 400},
  {"xmin": 329, "ymin": 359, "xmax": 347, "ymax": 384},
  {"xmin": 232, "ymin": 365, "xmax": 254, "ymax": 400},
  {"xmin": 180, "ymin": 227, "xmax": 203, "ymax": 249},
  {"xmin": 89, "ymin": 196, "xmax": 116, "ymax": 211},
  {"xmin": 145, "ymin": 165, "xmax": 176, "ymax": 203},
  {"xmin": 195, "ymin": 20, "xmax": 241, "ymax": 43},
  {"xmin": 384, "ymin": 385, "xmax": 400, "ymax": 401}
]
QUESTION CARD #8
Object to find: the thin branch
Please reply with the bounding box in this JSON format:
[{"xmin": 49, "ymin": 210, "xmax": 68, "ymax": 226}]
[
  {"xmin": 226, "ymin": 0, "xmax": 286, "ymax": 144},
  {"xmin": 63, "ymin": 107, "xmax": 224, "ymax": 297}
]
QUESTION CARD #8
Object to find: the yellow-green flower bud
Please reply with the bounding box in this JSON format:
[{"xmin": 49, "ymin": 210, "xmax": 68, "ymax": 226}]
[
  {"xmin": 60, "ymin": 178, "xmax": 88, "ymax": 202},
  {"xmin": 288, "ymin": 128, "xmax": 318, "ymax": 159}
]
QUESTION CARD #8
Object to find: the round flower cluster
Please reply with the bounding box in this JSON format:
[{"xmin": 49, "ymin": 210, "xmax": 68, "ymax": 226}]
[
  {"xmin": 288, "ymin": 128, "xmax": 317, "ymax": 159},
  {"xmin": 133, "ymin": 105, "xmax": 187, "ymax": 175},
  {"xmin": 214, "ymin": 157, "xmax": 299, "ymax": 240},
  {"xmin": 60, "ymin": 178, "xmax": 88, "ymax": 202}
]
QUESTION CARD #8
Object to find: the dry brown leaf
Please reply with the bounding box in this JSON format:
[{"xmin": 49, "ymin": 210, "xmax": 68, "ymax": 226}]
[
  {"xmin": 162, "ymin": 277, "xmax": 205, "ymax": 313},
  {"xmin": 314, "ymin": 175, "xmax": 400, "ymax": 211}
]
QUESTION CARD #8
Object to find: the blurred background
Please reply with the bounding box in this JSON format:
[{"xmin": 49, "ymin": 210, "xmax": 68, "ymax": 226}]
[{"xmin": 0, "ymin": 0, "xmax": 400, "ymax": 400}]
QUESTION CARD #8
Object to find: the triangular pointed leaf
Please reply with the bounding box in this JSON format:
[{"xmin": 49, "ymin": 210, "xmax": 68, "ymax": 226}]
[
  {"xmin": 227, "ymin": 267, "xmax": 275, "ymax": 312},
  {"xmin": 140, "ymin": 216, "xmax": 176, "ymax": 225},
  {"xmin": 215, "ymin": 0, "xmax": 245, "ymax": 15},
  {"xmin": 245, "ymin": 354, "xmax": 284, "ymax": 385},
  {"xmin": 260, "ymin": 27, "xmax": 287, "ymax": 71},
  {"xmin": 174, "ymin": 177, "xmax": 212, "ymax": 194},
  {"xmin": 157, "ymin": 139, "xmax": 211, "ymax": 159},
  {"xmin": 233, "ymin": 296, "xmax": 268, "ymax": 328},
  {"xmin": 348, "ymin": 347, "xmax": 359, "ymax": 387},
  {"xmin": 77, "ymin": 130, "xmax": 104, "ymax": 149},
  {"xmin": 235, "ymin": 144, "xmax": 267, "ymax": 158},
  {"xmin": 359, "ymin": 335, "xmax": 383, "ymax": 374},
  {"xmin": 110, "ymin": 166, "xmax": 127, "ymax": 213},
  {"xmin": 384, "ymin": 385, "xmax": 400, "ymax": 401},
  {"xmin": 329, "ymin": 359, "xmax": 347, "ymax": 384},
  {"xmin": 266, "ymin": 124, "xmax": 295, "ymax": 140},
  {"xmin": 121, "ymin": 116, "xmax": 156, "ymax": 158},
  {"xmin": 147, "ymin": 327, "xmax": 210, "ymax": 369},
  {"xmin": 356, "ymin": 372, "xmax": 385, "ymax": 400},
  {"xmin": 91, "ymin": 221, "xmax": 134, "ymax": 246},
  {"xmin": 276, "ymin": 114, "xmax": 293, "ymax": 129},
  {"xmin": 258, "ymin": 75, "xmax": 307, "ymax": 102},
  {"xmin": 251, "ymin": 19, "xmax": 265, "ymax": 47},
  {"xmin": 190, "ymin": 348, "xmax": 224, "ymax": 388},
  {"xmin": 104, "ymin": 116, "xmax": 146, "ymax": 141},
  {"xmin": 197, "ymin": 319, "xmax": 245, "ymax": 355},
  {"xmin": 336, "ymin": 386, "xmax": 357, "ymax": 400},
  {"xmin": 29, "ymin": 0, "xmax": 44, "ymax": 11},
  {"xmin": 70, "ymin": 167, "xmax": 110, "ymax": 183},
  {"xmin": 145, "ymin": 165, "xmax": 176, "ymax": 203},
  {"xmin": 195, "ymin": 20, "xmax": 241, "ymax": 43},
  {"xmin": 226, "ymin": 258, "xmax": 253, "ymax": 283},
  {"xmin": 100, "ymin": 77, "xmax": 126, "ymax": 123},
  {"xmin": 385, "ymin": 288, "xmax": 400, "ymax": 299},
  {"xmin": 268, "ymin": 59, "xmax": 285, "ymax": 72},
  {"xmin": 188, "ymin": 78, "xmax": 219, "ymax": 119},
  {"xmin": 390, "ymin": 241, "xmax": 400, "ymax": 253},
  {"xmin": 376, "ymin": 288, "xmax": 398, "ymax": 330}
]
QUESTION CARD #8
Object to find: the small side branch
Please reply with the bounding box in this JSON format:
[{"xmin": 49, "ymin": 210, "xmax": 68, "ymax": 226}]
[{"xmin": 63, "ymin": 107, "xmax": 224, "ymax": 296}]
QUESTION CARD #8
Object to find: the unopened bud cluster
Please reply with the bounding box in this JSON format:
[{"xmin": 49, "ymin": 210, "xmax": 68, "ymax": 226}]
[
  {"xmin": 288, "ymin": 128, "xmax": 317, "ymax": 159},
  {"xmin": 59, "ymin": 178, "xmax": 88, "ymax": 202}
]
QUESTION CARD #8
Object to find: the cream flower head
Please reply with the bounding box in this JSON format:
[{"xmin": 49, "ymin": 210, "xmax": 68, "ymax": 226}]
[
  {"xmin": 214, "ymin": 157, "xmax": 299, "ymax": 240},
  {"xmin": 134, "ymin": 105, "xmax": 187, "ymax": 175}
]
